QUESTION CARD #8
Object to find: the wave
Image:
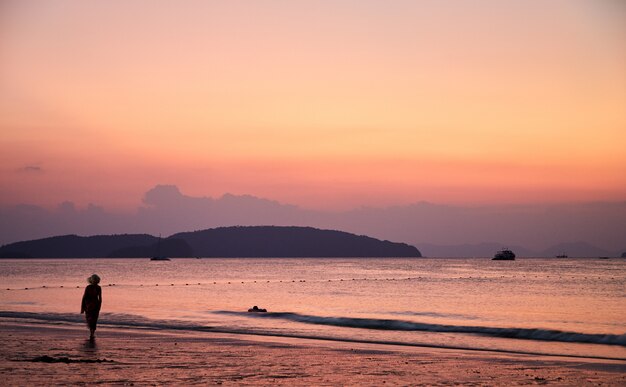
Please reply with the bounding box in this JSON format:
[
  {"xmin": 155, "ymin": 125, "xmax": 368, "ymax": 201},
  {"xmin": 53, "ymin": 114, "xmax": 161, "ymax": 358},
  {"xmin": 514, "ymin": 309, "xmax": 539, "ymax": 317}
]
[
  {"xmin": 391, "ymin": 311, "xmax": 481, "ymax": 320},
  {"xmin": 217, "ymin": 311, "xmax": 626, "ymax": 347},
  {"xmin": 2, "ymin": 310, "xmax": 625, "ymax": 361},
  {"xmin": 0, "ymin": 311, "xmax": 208, "ymax": 332}
]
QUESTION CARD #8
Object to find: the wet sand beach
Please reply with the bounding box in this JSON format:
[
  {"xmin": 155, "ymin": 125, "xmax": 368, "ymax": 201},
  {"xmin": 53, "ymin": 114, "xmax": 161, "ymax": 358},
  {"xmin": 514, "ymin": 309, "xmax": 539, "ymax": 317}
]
[{"xmin": 1, "ymin": 321, "xmax": 624, "ymax": 386}]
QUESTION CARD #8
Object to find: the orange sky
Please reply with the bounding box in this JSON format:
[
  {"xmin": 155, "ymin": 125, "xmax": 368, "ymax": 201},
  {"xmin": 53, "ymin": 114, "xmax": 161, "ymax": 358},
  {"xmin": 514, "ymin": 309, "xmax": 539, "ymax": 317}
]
[{"xmin": 1, "ymin": 1, "xmax": 625, "ymax": 210}]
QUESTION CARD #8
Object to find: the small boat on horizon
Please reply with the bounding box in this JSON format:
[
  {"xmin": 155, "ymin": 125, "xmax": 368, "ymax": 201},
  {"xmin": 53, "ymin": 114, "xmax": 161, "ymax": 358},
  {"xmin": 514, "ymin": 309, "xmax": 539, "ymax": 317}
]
[
  {"xmin": 556, "ymin": 253, "xmax": 568, "ymax": 258},
  {"xmin": 150, "ymin": 234, "xmax": 170, "ymax": 261},
  {"xmin": 492, "ymin": 248, "xmax": 516, "ymax": 260}
]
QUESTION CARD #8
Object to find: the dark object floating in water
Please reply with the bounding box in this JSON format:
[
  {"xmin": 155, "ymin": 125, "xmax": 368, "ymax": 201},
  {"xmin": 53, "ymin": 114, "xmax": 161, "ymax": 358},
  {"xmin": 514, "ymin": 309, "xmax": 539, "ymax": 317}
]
[
  {"xmin": 492, "ymin": 248, "xmax": 516, "ymax": 260},
  {"xmin": 150, "ymin": 256, "xmax": 170, "ymax": 261},
  {"xmin": 248, "ymin": 305, "xmax": 267, "ymax": 313},
  {"xmin": 555, "ymin": 253, "xmax": 568, "ymax": 258}
]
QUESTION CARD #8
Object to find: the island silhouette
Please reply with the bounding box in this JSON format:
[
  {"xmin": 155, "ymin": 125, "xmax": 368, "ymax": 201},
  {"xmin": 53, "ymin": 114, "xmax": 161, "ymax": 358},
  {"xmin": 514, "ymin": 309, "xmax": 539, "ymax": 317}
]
[{"xmin": 0, "ymin": 226, "xmax": 421, "ymax": 258}]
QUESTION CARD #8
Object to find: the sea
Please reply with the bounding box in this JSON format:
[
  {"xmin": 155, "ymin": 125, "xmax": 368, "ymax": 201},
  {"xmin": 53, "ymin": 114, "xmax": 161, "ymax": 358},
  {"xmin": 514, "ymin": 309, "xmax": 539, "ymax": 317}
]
[{"xmin": 0, "ymin": 258, "xmax": 624, "ymax": 360}]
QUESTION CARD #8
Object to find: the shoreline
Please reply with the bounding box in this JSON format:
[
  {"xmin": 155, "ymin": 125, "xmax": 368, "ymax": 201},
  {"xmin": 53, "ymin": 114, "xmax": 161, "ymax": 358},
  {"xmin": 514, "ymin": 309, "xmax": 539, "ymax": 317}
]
[
  {"xmin": 1, "ymin": 321, "xmax": 624, "ymax": 385},
  {"xmin": 3, "ymin": 312, "xmax": 625, "ymax": 363},
  {"xmin": 2, "ymin": 312, "xmax": 625, "ymax": 362}
]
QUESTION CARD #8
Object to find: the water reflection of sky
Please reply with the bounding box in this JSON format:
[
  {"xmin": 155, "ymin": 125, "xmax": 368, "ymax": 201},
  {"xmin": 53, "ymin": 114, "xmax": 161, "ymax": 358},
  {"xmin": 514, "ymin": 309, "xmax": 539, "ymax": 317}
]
[{"xmin": 1, "ymin": 258, "xmax": 624, "ymax": 359}]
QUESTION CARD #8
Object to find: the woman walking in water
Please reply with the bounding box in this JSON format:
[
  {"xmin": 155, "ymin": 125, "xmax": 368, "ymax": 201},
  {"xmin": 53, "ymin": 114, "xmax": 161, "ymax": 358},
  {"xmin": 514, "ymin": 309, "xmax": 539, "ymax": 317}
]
[{"xmin": 81, "ymin": 274, "xmax": 102, "ymax": 339}]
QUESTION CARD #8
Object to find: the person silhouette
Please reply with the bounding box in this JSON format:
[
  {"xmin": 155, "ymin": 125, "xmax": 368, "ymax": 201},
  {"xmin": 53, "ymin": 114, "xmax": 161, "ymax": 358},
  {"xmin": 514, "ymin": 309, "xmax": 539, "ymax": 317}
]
[{"xmin": 80, "ymin": 274, "xmax": 102, "ymax": 339}]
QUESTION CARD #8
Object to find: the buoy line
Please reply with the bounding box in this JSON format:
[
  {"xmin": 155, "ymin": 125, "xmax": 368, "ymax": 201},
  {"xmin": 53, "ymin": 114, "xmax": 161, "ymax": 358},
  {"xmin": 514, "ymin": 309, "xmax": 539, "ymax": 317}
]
[
  {"xmin": 2, "ymin": 277, "xmax": 417, "ymax": 290},
  {"xmin": 0, "ymin": 274, "xmax": 605, "ymax": 291}
]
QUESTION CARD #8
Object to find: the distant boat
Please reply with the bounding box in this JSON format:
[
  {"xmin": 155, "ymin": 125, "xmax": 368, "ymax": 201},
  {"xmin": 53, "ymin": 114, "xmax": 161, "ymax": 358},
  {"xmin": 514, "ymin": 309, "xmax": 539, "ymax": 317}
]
[
  {"xmin": 492, "ymin": 248, "xmax": 515, "ymax": 260},
  {"xmin": 150, "ymin": 234, "xmax": 170, "ymax": 261},
  {"xmin": 556, "ymin": 253, "xmax": 568, "ymax": 258}
]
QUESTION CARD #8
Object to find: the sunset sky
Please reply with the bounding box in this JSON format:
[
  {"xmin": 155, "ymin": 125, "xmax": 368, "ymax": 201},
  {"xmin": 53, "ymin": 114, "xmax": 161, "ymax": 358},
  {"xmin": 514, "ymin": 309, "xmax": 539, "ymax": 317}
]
[{"xmin": 1, "ymin": 0, "xmax": 625, "ymax": 211}]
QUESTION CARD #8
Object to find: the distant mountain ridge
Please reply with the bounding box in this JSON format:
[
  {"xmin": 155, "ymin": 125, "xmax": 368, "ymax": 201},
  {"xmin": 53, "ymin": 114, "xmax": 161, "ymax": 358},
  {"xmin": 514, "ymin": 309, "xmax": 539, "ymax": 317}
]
[
  {"xmin": 1, "ymin": 185, "xmax": 625, "ymax": 256},
  {"xmin": 540, "ymin": 242, "xmax": 615, "ymax": 258},
  {"xmin": 172, "ymin": 226, "xmax": 419, "ymax": 257},
  {"xmin": 0, "ymin": 226, "xmax": 421, "ymax": 258},
  {"xmin": 0, "ymin": 234, "xmax": 157, "ymax": 258}
]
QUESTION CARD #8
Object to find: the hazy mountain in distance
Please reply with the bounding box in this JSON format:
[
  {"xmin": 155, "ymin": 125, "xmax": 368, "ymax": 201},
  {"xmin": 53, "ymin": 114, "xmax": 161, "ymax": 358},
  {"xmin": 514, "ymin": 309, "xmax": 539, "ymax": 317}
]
[
  {"xmin": 0, "ymin": 185, "xmax": 624, "ymax": 256},
  {"xmin": 541, "ymin": 242, "xmax": 615, "ymax": 258},
  {"xmin": 0, "ymin": 234, "xmax": 156, "ymax": 258},
  {"xmin": 337, "ymin": 202, "xmax": 626, "ymax": 257},
  {"xmin": 107, "ymin": 238, "xmax": 193, "ymax": 258},
  {"xmin": 171, "ymin": 226, "xmax": 421, "ymax": 257},
  {"xmin": 0, "ymin": 226, "xmax": 420, "ymax": 258}
]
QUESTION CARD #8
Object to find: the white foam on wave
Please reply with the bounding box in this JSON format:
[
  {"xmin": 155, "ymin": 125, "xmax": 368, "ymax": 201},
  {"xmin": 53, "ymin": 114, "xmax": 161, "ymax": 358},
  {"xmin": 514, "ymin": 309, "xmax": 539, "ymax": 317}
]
[
  {"xmin": 2, "ymin": 310, "xmax": 625, "ymax": 351},
  {"xmin": 218, "ymin": 311, "xmax": 626, "ymax": 347}
]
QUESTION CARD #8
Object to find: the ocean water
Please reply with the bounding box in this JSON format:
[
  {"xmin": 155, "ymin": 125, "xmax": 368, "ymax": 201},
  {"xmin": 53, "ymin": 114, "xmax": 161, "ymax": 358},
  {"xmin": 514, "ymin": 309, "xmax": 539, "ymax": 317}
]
[{"xmin": 0, "ymin": 258, "xmax": 624, "ymax": 359}]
